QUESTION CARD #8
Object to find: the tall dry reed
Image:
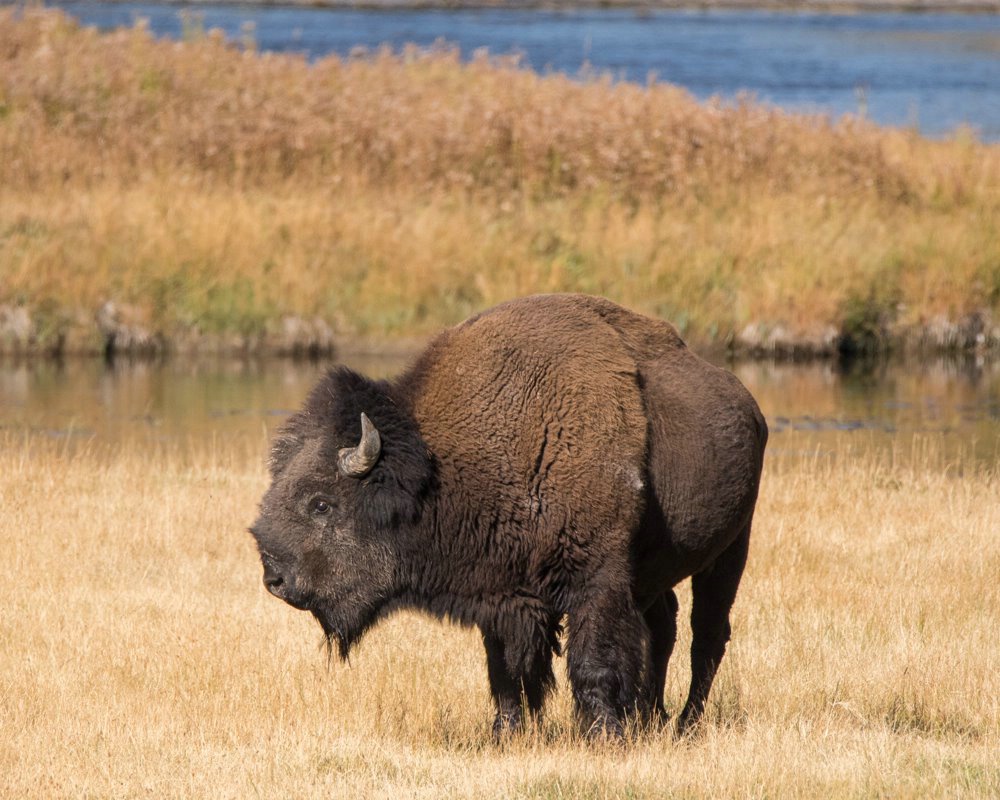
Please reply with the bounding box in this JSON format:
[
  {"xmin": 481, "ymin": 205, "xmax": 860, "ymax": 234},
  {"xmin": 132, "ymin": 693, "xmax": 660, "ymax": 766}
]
[
  {"xmin": 1, "ymin": 8, "xmax": 999, "ymax": 349},
  {"xmin": 0, "ymin": 8, "xmax": 927, "ymax": 198}
]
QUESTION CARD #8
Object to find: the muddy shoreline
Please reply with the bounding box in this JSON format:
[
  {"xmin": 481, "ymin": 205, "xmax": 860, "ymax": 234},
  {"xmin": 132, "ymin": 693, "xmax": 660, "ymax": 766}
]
[{"xmin": 4, "ymin": 302, "xmax": 999, "ymax": 362}]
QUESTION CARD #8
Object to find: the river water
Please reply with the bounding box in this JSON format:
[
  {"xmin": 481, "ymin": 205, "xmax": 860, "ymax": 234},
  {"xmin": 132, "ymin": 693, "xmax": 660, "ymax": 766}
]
[
  {"xmin": 4, "ymin": 354, "xmax": 1000, "ymax": 465},
  {"xmin": 10, "ymin": 7, "xmax": 1000, "ymax": 460},
  {"xmin": 48, "ymin": 2, "xmax": 1000, "ymax": 140}
]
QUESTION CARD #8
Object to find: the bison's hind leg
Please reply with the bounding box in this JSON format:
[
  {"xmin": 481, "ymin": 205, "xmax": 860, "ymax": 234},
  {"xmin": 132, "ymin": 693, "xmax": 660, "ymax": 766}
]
[
  {"xmin": 644, "ymin": 589, "xmax": 679, "ymax": 722},
  {"xmin": 482, "ymin": 629, "xmax": 556, "ymax": 740},
  {"xmin": 677, "ymin": 521, "xmax": 751, "ymax": 735}
]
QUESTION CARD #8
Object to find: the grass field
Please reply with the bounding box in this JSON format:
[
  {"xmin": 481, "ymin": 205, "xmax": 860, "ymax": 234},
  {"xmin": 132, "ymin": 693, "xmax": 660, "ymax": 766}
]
[
  {"xmin": 2, "ymin": 9, "xmax": 1000, "ymax": 354},
  {"xmin": 2, "ymin": 431, "xmax": 997, "ymax": 798}
]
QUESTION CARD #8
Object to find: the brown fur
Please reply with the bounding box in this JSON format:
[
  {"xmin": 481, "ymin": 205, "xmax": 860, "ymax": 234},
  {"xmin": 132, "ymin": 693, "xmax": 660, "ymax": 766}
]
[{"xmin": 250, "ymin": 294, "xmax": 767, "ymax": 738}]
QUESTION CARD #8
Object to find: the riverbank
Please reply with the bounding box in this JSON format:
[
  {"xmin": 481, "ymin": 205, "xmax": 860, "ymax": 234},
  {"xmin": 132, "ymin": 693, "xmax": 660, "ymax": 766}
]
[
  {"xmin": 83, "ymin": 0, "xmax": 1000, "ymax": 13},
  {"xmin": 2, "ymin": 9, "xmax": 999, "ymax": 360},
  {"xmin": 3, "ymin": 298, "xmax": 999, "ymax": 361}
]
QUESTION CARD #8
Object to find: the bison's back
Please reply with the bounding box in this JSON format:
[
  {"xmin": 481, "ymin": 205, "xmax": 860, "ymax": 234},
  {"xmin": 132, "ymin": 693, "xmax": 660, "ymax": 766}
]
[{"xmin": 403, "ymin": 294, "xmax": 764, "ymax": 592}]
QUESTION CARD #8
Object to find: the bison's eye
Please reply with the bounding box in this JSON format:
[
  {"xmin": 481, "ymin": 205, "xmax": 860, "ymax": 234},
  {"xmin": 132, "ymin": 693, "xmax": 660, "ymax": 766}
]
[{"xmin": 309, "ymin": 497, "xmax": 333, "ymax": 516}]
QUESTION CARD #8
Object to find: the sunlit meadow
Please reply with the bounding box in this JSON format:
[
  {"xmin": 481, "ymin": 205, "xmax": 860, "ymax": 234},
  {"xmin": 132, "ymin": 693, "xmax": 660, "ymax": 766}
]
[
  {"xmin": 2, "ymin": 8, "xmax": 999, "ymax": 795},
  {"xmin": 1, "ymin": 431, "xmax": 997, "ymax": 797}
]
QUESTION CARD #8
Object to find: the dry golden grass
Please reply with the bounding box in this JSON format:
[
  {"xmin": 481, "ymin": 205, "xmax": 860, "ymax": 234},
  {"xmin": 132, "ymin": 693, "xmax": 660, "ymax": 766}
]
[
  {"xmin": 2, "ymin": 9, "xmax": 999, "ymax": 350},
  {"xmin": 1, "ymin": 430, "xmax": 998, "ymax": 798}
]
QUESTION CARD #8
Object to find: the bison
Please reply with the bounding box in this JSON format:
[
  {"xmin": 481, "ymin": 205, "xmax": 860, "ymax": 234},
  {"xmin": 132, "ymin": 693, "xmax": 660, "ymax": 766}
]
[{"xmin": 250, "ymin": 294, "xmax": 767, "ymax": 738}]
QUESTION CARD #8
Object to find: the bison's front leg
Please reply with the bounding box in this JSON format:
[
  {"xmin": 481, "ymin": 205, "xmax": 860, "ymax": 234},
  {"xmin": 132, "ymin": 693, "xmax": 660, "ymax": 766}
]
[
  {"xmin": 481, "ymin": 630, "xmax": 555, "ymax": 740},
  {"xmin": 567, "ymin": 579, "xmax": 652, "ymax": 738}
]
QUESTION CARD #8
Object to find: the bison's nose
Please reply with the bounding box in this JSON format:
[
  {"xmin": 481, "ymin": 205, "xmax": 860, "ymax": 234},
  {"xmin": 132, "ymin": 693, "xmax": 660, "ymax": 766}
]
[{"xmin": 262, "ymin": 561, "xmax": 285, "ymax": 596}]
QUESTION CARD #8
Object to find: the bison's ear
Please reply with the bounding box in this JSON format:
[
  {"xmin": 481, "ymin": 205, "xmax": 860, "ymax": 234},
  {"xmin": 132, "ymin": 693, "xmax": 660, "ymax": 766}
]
[
  {"xmin": 350, "ymin": 412, "xmax": 434, "ymax": 531},
  {"xmin": 318, "ymin": 367, "xmax": 434, "ymax": 530}
]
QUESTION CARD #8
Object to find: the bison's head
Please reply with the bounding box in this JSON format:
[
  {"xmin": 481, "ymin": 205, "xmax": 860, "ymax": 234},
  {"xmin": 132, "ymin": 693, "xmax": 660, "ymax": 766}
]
[{"xmin": 249, "ymin": 368, "xmax": 433, "ymax": 658}]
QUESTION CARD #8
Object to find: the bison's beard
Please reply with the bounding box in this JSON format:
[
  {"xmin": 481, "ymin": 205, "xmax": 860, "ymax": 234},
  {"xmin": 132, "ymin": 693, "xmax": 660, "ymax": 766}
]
[
  {"xmin": 310, "ymin": 598, "xmax": 388, "ymax": 663},
  {"xmin": 310, "ymin": 607, "xmax": 349, "ymax": 661}
]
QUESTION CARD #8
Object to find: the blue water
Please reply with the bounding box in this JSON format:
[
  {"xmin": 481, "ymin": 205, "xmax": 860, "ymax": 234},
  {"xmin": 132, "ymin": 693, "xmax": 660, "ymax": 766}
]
[{"xmin": 47, "ymin": 3, "xmax": 1000, "ymax": 139}]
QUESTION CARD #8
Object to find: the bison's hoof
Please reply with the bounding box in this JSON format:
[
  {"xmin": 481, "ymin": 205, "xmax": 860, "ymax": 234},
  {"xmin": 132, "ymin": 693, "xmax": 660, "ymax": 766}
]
[
  {"xmin": 582, "ymin": 715, "xmax": 626, "ymax": 743},
  {"xmin": 674, "ymin": 711, "xmax": 703, "ymax": 738},
  {"xmin": 648, "ymin": 704, "xmax": 672, "ymax": 729},
  {"xmin": 491, "ymin": 710, "xmax": 523, "ymax": 742}
]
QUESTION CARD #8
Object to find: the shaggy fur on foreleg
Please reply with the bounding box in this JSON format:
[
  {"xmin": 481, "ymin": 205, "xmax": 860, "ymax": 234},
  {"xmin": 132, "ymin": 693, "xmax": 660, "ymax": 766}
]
[
  {"xmin": 567, "ymin": 579, "xmax": 652, "ymax": 738},
  {"xmin": 481, "ymin": 623, "xmax": 557, "ymax": 739}
]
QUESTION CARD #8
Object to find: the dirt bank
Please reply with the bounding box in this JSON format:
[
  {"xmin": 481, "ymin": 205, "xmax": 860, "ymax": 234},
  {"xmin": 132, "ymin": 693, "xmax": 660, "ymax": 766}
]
[{"xmin": 4, "ymin": 302, "xmax": 999, "ymax": 361}]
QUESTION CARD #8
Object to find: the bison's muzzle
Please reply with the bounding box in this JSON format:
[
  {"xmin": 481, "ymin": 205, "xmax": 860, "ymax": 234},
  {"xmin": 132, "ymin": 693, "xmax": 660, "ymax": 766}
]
[{"xmin": 260, "ymin": 552, "xmax": 311, "ymax": 610}]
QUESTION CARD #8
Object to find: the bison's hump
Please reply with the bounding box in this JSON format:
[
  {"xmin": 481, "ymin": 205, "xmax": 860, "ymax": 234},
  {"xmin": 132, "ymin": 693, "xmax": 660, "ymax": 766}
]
[{"xmin": 405, "ymin": 294, "xmax": 657, "ymax": 544}]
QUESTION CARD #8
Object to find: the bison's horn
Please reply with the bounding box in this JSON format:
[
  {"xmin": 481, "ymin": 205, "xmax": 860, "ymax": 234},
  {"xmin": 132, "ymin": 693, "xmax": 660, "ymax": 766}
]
[{"xmin": 338, "ymin": 413, "xmax": 382, "ymax": 478}]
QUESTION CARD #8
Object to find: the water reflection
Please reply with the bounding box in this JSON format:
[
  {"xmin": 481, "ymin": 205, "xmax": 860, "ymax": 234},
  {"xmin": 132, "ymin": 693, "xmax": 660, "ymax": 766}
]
[
  {"xmin": 731, "ymin": 357, "xmax": 1000, "ymax": 462},
  {"xmin": 2, "ymin": 354, "xmax": 999, "ymax": 463}
]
